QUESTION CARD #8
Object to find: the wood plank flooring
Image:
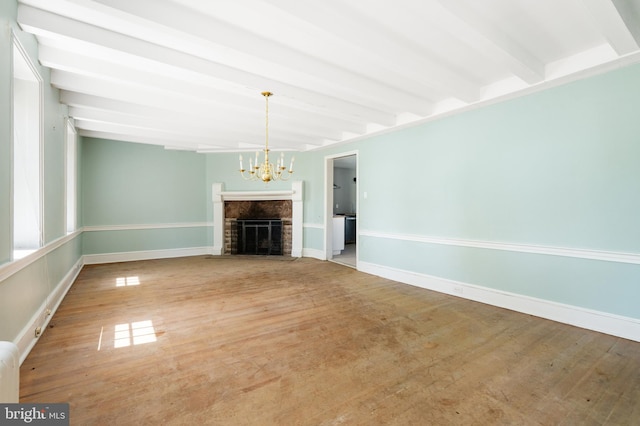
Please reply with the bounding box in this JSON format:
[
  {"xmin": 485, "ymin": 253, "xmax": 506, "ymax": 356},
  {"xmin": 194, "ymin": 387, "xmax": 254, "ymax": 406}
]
[{"xmin": 19, "ymin": 256, "xmax": 640, "ymax": 425}]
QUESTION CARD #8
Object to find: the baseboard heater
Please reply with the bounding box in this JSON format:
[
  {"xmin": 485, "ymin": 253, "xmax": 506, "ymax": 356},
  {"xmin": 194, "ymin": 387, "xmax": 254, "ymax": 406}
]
[{"xmin": 0, "ymin": 341, "xmax": 19, "ymax": 402}]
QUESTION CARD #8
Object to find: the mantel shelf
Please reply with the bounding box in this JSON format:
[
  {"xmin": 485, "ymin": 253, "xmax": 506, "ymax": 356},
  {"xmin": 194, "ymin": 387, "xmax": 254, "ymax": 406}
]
[{"xmin": 217, "ymin": 190, "xmax": 295, "ymax": 201}]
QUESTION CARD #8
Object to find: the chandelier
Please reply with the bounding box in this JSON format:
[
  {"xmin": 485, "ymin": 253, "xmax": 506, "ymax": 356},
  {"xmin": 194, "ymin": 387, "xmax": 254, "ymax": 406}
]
[{"xmin": 239, "ymin": 91, "xmax": 294, "ymax": 182}]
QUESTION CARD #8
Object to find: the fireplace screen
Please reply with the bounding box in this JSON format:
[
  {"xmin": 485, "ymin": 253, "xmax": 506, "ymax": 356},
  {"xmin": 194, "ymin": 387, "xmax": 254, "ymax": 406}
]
[{"xmin": 237, "ymin": 219, "xmax": 283, "ymax": 255}]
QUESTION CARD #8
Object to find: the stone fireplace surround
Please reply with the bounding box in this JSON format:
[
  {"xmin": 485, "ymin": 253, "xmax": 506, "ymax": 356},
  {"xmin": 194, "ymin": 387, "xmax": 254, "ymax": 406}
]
[{"xmin": 212, "ymin": 182, "xmax": 303, "ymax": 257}]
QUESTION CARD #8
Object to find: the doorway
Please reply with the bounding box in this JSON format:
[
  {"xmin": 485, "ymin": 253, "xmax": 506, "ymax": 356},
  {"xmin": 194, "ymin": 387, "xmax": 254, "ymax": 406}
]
[{"xmin": 325, "ymin": 152, "xmax": 358, "ymax": 268}]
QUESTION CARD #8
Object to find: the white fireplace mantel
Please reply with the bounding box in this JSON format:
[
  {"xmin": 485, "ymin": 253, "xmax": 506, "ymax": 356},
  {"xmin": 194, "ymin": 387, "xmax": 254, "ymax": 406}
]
[{"xmin": 212, "ymin": 181, "xmax": 303, "ymax": 257}]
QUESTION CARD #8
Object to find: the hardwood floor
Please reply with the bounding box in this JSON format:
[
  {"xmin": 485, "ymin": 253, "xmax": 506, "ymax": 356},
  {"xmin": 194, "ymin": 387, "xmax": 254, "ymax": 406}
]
[{"xmin": 20, "ymin": 256, "xmax": 640, "ymax": 425}]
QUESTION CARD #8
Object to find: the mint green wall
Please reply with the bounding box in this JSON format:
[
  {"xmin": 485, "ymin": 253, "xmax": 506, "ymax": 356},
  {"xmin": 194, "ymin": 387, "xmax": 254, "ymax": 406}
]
[
  {"xmin": 204, "ymin": 151, "xmax": 314, "ymax": 192},
  {"xmin": 82, "ymin": 139, "xmax": 207, "ymax": 226},
  {"xmin": 83, "ymin": 227, "xmax": 209, "ymax": 255},
  {"xmin": 80, "ymin": 138, "xmax": 207, "ymax": 254},
  {"xmin": 303, "ymin": 227, "xmax": 324, "ymax": 252},
  {"xmin": 0, "ymin": 237, "xmax": 81, "ymax": 343},
  {"xmin": 81, "ymin": 144, "xmax": 310, "ymax": 254},
  {"xmin": 314, "ymin": 63, "xmax": 640, "ymax": 319},
  {"xmin": 359, "ymin": 238, "xmax": 640, "ymax": 317},
  {"xmin": 355, "ymin": 70, "xmax": 640, "ymax": 252}
]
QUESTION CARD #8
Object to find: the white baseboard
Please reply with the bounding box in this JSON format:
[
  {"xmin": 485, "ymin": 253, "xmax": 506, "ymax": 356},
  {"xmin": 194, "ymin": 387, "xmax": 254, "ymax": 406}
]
[
  {"xmin": 358, "ymin": 261, "xmax": 640, "ymax": 343},
  {"xmin": 15, "ymin": 257, "xmax": 84, "ymax": 365},
  {"xmin": 83, "ymin": 247, "xmax": 213, "ymax": 265},
  {"xmin": 302, "ymin": 248, "xmax": 326, "ymax": 260}
]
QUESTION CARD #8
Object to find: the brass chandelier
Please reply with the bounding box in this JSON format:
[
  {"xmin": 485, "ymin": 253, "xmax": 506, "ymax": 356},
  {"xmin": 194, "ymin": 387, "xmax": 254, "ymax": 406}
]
[{"xmin": 239, "ymin": 91, "xmax": 294, "ymax": 182}]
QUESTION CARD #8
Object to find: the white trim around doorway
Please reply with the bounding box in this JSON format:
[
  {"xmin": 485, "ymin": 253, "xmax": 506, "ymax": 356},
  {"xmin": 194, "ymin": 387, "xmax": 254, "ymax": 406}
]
[{"xmin": 324, "ymin": 151, "xmax": 359, "ymax": 266}]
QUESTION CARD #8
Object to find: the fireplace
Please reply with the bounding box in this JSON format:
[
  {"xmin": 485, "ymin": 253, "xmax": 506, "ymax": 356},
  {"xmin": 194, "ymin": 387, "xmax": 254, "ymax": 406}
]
[
  {"xmin": 224, "ymin": 200, "xmax": 292, "ymax": 255},
  {"xmin": 212, "ymin": 182, "xmax": 303, "ymax": 257}
]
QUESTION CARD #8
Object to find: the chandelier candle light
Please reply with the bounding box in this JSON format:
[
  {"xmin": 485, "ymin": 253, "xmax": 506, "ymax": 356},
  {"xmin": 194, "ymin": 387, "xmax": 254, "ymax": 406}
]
[{"xmin": 239, "ymin": 91, "xmax": 294, "ymax": 182}]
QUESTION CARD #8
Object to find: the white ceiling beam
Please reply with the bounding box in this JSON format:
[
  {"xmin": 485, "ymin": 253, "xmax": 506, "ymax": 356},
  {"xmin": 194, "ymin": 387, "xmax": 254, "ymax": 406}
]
[
  {"xmin": 167, "ymin": 0, "xmax": 443, "ymax": 108},
  {"xmin": 74, "ymin": 119, "xmax": 224, "ymax": 146},
  {"xmin": 89, "ymin": 0, "xmax": 435, "ymax": 116},
  {"xmin": 73, "ymin": 111, "xmax": 318, "ymax": 151},
  {"xmin": 68, "ymin": 104, "xmax": 343, "ymax": 143},
  {"xmin": 60, "ymin": 90, "xmax": 368, "ymax": 137},
  {"xmin": 264, "ymin": 0, "xmax": 479, "ymax": 103},
  {"xmin": 429, "ymin": 0, "xmax": 545, "ymax": 85},
  {"xmin": 612, "ymin": 0, "xmax": 640, "ymax": 47},
  {"xmin": 17, "ymin": 4, "xmax": 401, "ymax": 126},
  {"xmin": 50, "ymin": 70, "xmax": 224, "ymax": 115},
  {"xmin": 68, "ymin": 107, "xmax": 221, "ymax": 139},
  {"xmin": 50, "ymin": 70, "xmax": 348, "ymax": 141},
  {"xmin": 77, "ymin": 129, "xmax": 203, "ymax": 150},
  {"xmin": 545, "ymin": 44, "xmax": 618, "ymax": 80},
  {"xmin": 75, "ymin": 119, "xmax": 304, "ymax": 151},
  {"xmin": 583, "ymin": 0, "xmax": 639, "ymax": 55},
  {"xmin": 18, "ymin": 3, "xmax": 425, "ymax": 123},
  {"xmin": 41, "ymin": 47, "xmax": 348, "ymax": 141},
  {"xmin": 69, "ymin": 105, "xmax": 336, "ymax": 148},
  {"xmin": 79, "ymin": 128, "xmax": 320, "ymax": 153},
  {"xmin": 38, "ymin": 48, "xmax": 260, "ymax": 113},
  {"xmin": 37, "ymin": 44, "xmax": 391, "ymax": 130},
  {"xmin": 61, "ymin": 90, "xmax": 206, "ymax": 121}
]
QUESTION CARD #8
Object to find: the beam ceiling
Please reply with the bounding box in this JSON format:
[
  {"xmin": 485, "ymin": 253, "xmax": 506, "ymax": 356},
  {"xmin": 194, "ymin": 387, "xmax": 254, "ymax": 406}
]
[{"xmin": 16, "ymin": 0, "xmax": 640, "ymax": 152}]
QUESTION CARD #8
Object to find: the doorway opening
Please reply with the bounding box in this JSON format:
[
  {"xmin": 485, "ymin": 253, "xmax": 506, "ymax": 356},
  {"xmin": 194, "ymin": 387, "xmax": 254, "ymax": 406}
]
[{"xmin": 325, "ymin": 152, "xmax": 358, "ymax": 268}]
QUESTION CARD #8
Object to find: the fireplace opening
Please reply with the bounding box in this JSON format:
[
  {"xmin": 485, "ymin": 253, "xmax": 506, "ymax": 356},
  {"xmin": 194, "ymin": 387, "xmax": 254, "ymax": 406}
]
[
  {"xmin": 237, "ymin": 219, "xmax": 283, "ymax": 255},
  {"xmin": 224, "ymin": 200, "xmax": 292, "ymax": 256}
]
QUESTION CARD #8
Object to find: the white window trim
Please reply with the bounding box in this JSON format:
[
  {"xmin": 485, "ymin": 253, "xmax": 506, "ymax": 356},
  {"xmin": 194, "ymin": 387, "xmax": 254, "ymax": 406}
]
[
  {"xmin": 65, "ymin": 118, "xmax": 77, "ymax": 234},
  {"xmin": 11, "ymin": 32, "xmax": 44, "ymax": 259}
]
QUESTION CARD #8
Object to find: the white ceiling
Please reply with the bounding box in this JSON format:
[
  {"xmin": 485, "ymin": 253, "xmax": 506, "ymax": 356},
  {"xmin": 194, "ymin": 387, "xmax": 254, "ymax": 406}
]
[{"xmin": 16, "ymin": 0, "xmax": 640, "ymax": 153}]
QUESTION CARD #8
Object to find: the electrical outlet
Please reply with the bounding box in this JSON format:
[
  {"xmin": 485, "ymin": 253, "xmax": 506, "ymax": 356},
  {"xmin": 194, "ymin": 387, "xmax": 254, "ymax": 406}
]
[{"xmin": 453, "ymin": 286, "xmax": 464, "ymax": 295}]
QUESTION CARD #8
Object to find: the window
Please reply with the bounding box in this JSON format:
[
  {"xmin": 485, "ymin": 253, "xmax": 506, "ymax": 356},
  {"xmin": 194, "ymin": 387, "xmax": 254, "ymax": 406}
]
[
  {"xmin": 65, "ymin": 119, "xmax": 77, "ymax": 234},
  {"xmin": 12, "ymin": 37, "xmax": 43, "ymax": 259}
]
